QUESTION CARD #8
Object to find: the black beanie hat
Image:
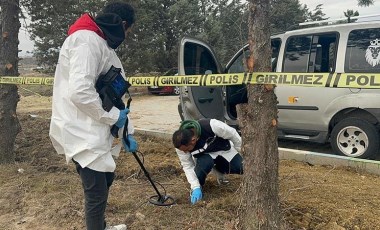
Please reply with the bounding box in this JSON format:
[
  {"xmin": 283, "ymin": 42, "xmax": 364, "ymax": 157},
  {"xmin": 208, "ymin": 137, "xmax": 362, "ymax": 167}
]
[
  {"xmin": 103, "ymin": 1, "xmax": 135, "ymax": 29},
  {"xmin": 95, "ymin": 13, "xmax": 125, "ymax": 49}
]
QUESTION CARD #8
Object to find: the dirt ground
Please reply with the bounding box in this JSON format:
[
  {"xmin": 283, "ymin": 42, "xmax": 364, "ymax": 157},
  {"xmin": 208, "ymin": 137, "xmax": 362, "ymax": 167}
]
[{"xmin": 1, "ymin": 85, "xmax": 380, "ymax": 230}]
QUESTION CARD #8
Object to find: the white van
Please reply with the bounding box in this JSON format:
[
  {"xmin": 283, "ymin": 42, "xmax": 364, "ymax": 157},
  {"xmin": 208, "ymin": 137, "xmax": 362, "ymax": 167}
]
[{"xmin": 178, "ymin": 20, "xmax": 380, "ymax": 159}]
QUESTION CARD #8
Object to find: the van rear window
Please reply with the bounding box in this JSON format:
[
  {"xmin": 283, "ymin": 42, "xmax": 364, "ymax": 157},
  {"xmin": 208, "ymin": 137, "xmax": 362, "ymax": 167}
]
[{"xmin": 345, "ymin": 28, "xmax": 380, "ymax": 73}]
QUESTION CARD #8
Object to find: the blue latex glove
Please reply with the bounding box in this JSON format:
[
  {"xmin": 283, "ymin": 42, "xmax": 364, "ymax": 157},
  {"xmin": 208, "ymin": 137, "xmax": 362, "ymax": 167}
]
[
  {"xmin": 190, "ymin": 187, "xmax": 202, "ymax": 204},
  {"xmin": 114, "ymin": 108, "xmax": 130, "ymax": 128},
  {"xmin": 123, "ymin": 134, "xmax": 138, "ymax": 153}
]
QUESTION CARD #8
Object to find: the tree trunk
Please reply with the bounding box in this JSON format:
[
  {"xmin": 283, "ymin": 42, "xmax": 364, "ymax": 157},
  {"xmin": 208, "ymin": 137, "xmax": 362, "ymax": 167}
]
[
  {"xmin": 0, "ymin": 0, "xmax": 21, "ymax": 164},
  {"xmin": 237, "ymin": 0, "xmax": 280, "ymax": 229}
]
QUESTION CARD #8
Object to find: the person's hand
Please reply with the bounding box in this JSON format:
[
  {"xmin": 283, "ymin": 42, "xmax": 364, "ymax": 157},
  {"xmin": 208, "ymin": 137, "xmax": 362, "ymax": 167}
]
[
  {"xmin": 190, "ymin": 187, "xmax": 202, "ymax": 204},
  {"xmin": 115, "ymin": 108, "xmax": 130, "ymax": 128},
  {"xmin": 123, "ymin": 134, "xmax": 138, "ymax": 153}
]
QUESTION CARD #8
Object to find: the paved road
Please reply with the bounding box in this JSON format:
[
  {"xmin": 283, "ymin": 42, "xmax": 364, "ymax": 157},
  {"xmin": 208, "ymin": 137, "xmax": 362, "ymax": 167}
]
[
  {"xmin": 130, "ymin": 94, "xmax": 182, "ymax": 133},
  {"xmin": 131, "ymin": 94, "xmax": 336, "ymax": 155}
]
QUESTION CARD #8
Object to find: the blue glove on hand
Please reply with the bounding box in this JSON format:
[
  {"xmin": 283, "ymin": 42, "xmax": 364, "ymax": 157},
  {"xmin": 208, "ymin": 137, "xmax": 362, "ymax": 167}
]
[
  {"xmin": 123, "ymin": 134, "xmax": 138, "ymax": 153},
  {"xmin": 115, "ymin": 108, "xmax": 130, "ymax": 128},
  {"xmin": 190, "ymin": 187, "xmax": 203, "ymax": 204}
]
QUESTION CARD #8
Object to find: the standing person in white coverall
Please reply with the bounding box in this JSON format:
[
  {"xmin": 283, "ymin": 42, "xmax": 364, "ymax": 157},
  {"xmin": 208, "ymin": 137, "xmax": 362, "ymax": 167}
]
[
  {"xmin": 49, "ymin": 2, "xmax": 137, "ymax": 230},
  {"xmin": 172, "ymin": 118, "xmax": 244, "ymax": 204}
]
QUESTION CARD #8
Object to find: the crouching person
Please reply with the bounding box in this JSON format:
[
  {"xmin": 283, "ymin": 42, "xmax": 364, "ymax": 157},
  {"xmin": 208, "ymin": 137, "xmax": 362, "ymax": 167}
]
[{"xmin": 172, "ymin": 118, "xmax": 243, "ymax": 204}]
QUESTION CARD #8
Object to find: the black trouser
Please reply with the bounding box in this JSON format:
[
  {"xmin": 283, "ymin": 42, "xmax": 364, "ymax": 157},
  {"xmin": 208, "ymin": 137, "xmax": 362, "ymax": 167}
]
[
  {"xmin": 194, "ymin": 153, "xmax": 243, "ymax": 186},
  {"xmin": 74, "ymin": 161, "xmax": 115, "ymax": 230}
]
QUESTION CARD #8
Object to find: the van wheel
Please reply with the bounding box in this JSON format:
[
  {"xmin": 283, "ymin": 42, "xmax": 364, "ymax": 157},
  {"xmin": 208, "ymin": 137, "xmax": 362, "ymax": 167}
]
[{"xmin": 331, "ymin": 118, "xmax": 379, "ymax": 159}]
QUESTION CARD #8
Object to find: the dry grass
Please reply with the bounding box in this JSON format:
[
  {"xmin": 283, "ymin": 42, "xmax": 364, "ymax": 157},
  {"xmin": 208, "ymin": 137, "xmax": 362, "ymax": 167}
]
[{"xmin": 1, "ymin": 88, "xmax": 380, "ymax": 229}]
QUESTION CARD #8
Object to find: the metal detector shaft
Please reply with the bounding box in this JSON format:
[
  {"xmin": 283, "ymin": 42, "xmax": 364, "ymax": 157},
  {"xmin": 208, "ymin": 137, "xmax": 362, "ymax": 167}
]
[
  {"xmin": 123, "ymin": 98, "xmax": 172, "ymax": 204},
  {"xmin": 131, "ymin": 151, "xmax": 165, "ymax": 201}
]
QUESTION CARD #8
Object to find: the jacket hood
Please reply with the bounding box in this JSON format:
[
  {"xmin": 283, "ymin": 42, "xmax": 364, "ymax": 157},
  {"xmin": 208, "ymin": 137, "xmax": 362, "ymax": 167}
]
[
  {"xmin": 68, "ymin": 13, "xmax": 105, "ymax": 39},
  {"xmin": 95, "ymin": 13, "xmax": 125, "ymax": 49}
]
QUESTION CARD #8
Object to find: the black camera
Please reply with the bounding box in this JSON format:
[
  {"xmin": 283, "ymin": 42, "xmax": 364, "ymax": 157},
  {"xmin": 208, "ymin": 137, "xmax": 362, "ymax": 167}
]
[{"xmin": 96, "ymin": 65, "xmax": 131, "ymax": 137}]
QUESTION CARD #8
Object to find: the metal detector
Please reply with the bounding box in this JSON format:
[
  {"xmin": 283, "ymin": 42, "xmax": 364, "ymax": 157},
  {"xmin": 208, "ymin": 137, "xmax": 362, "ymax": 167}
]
[{"xmin": 123, "ymin": 98, "xmax": 175, "ymax": 206}]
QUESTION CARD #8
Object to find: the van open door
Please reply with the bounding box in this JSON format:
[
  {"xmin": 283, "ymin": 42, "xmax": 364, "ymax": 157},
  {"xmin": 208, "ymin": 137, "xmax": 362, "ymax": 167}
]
[{"xmin": 178, "ymin": 36, "xmax": 225, "ymax": 121}]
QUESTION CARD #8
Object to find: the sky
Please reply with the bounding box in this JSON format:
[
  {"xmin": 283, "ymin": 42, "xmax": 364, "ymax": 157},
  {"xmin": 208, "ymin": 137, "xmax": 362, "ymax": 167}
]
[
  {"xmin": 18, "ymin": 0, "xmax": 380, "ymax": 56},
  {"xmin": 301, "ymin": 0, "xmax": 380, "ymax": 19}
]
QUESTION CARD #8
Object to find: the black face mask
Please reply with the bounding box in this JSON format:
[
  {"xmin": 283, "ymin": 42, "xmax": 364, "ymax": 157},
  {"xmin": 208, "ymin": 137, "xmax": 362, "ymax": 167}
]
[{"xmin": 95, "ymin": 13, "xmax": 125, "ymax": 49}]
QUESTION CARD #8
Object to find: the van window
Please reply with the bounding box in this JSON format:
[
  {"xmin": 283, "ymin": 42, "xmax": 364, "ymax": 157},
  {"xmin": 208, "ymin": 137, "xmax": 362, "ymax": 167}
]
[
  {"xmin": 228, "ymin": 38, "xmax": 282, "ymax": 73},
  {"xmin": 283, "ymin": 36, "xmax": 312, "ymax": 72},
  {"xmin": 345, "ymin": 28, "xmax": 380, "ymax": 73},
  {"xmin": 283, "ymin": 33, "xmax": 337, "ymax": 73},
  {"xmin": 184, "ymin": 42, "xmax": 218, "ymax": 74},
  {"xmin": 228, "ymin": 49, "xmax": 249, "ymax": 73},
  {"xmin": 271, "ymin": 39, "xmax": 281, "ymax": 71}
]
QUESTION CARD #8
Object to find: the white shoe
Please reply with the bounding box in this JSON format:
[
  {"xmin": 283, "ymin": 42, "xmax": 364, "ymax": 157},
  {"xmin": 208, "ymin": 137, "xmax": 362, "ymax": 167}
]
[
  {"xmin": 211, "ymin": 168, "xmax": 229, "ymax": 185},
  {"xmin": 217, "ymin": 176, "xmax": 230, "ymax": 185},
  {"xmin": 105, "ymin": 224, "xmax": 127, "ymax": 230}
]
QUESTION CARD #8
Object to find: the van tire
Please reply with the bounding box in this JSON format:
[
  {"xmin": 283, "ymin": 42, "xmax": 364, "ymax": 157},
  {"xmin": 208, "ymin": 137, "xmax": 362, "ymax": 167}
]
[{"xmin": 331, "ymin": 118, "xmax": 379, "ymax": 159}]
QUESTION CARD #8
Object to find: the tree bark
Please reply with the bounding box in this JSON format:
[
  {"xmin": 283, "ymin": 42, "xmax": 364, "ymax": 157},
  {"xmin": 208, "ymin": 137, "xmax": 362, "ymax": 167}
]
[
  {"xmin": 0, "ymin": 0, "xmax": 21, "ymax": 163},
  {"xmin": 237, "ymin": 0, "xmax": 280, "ymax": 229}
]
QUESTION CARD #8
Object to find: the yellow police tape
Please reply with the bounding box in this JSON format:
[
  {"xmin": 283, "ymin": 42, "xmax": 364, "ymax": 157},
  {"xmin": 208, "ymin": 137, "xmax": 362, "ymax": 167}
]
[
  {"xmin": 0, "ymin": 76, "xmax": 55, "ymax": 85},
  {"xmin": 1, "ymin": 72, "xmax": 380, "ymax": 88}
]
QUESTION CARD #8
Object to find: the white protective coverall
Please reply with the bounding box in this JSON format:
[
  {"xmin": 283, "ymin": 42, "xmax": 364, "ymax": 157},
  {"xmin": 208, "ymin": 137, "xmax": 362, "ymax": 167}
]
[
  {"xmin": 49, "ymin": 26, "xmax": 133, "ymax": 173},
  {"xmin": 175, "ymin": 119, "xmax": 241, "ymax": 190}
]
